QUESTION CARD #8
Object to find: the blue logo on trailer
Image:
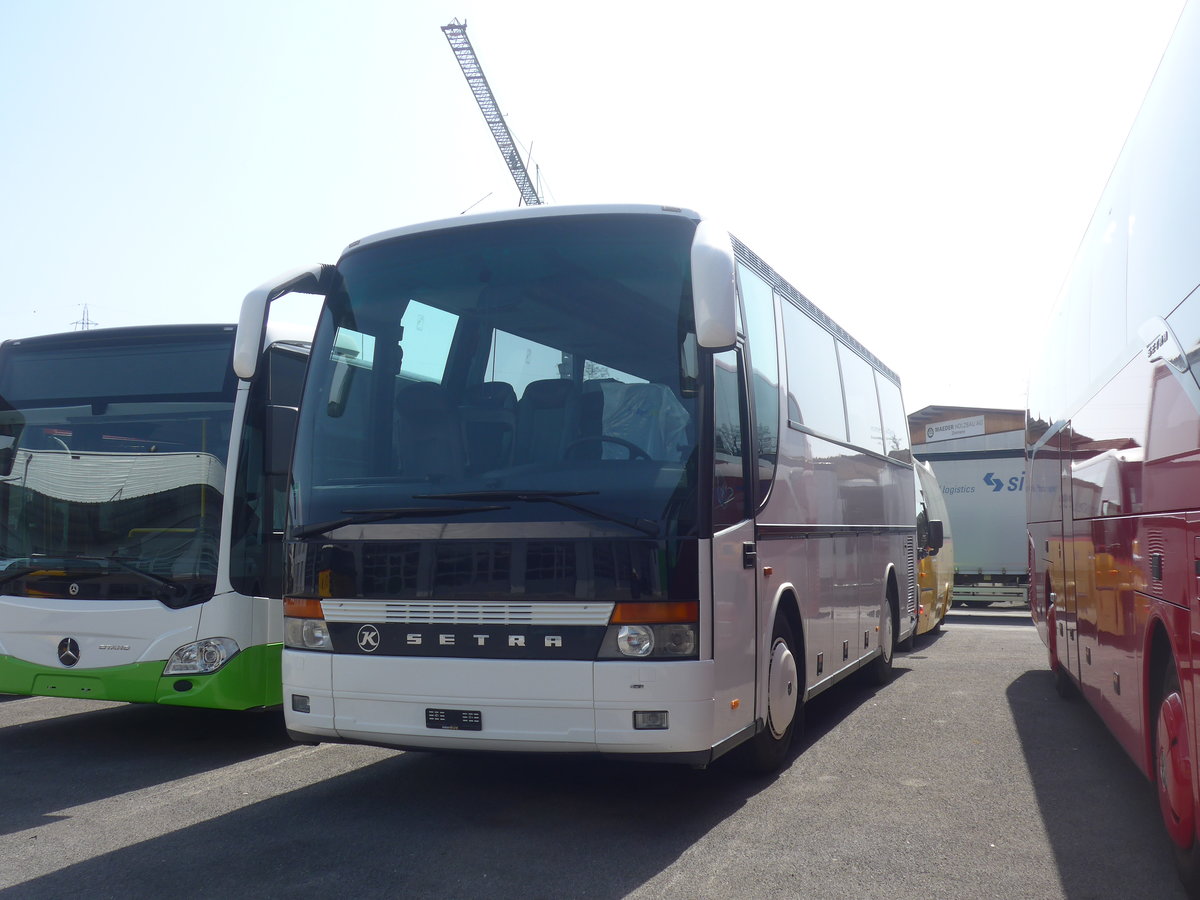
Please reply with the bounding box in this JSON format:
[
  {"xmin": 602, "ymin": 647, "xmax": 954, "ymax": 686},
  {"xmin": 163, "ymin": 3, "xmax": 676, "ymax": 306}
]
[{"xmin": 983, "ymin": 472, "xmax": 1025, "ymax": 493}]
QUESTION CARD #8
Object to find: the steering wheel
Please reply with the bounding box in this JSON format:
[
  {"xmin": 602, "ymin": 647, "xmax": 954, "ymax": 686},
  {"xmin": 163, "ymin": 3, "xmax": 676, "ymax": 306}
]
[{"xmin": 563, "ymin": 435, "xmax": 651, "ymax": 461}]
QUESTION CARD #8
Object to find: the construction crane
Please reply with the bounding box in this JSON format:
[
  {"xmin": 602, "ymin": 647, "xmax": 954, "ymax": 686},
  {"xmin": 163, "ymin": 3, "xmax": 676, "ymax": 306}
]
[{"xmin": 441, "ymin": 19, "xmax": 543, "ymax": 207}]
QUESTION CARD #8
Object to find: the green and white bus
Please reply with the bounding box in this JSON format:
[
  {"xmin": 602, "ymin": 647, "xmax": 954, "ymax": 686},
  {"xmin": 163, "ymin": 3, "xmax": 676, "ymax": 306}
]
[{"xmin": 0, "ymin": 321, "xmax": 308, "ymax": 709}]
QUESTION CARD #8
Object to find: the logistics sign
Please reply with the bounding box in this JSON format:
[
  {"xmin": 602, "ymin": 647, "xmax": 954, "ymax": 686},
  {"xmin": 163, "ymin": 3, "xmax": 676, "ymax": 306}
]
[{"xmin": 942, "ymin": 472, "xmax": 1025, "ymax": 496}]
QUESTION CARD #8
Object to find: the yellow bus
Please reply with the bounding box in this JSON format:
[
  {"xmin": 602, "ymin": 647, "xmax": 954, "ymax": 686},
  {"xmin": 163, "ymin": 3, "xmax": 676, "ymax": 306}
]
[{"xmin": 915, "ymin": 460, "xmax": 953, "ymax": 635}]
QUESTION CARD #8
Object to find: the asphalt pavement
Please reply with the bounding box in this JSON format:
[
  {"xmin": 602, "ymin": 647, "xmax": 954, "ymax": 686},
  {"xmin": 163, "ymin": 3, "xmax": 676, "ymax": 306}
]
[{"xmin": 0, "ymin": 600, "xmax": 1186, "ymax": 899}]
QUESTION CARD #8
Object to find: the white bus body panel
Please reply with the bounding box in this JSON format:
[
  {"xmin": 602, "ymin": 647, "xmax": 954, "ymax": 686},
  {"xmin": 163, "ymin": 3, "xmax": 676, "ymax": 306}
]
[
  {"xmin": 0, "ymin": 597, "xmax": 201, "ymax": 667},
  {"xmin": 284, "ymin": 653, "xmax": 720, "ymax": 754}
]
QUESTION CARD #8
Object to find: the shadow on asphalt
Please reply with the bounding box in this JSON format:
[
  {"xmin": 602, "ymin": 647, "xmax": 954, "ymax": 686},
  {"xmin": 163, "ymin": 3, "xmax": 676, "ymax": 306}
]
[
  {"xmin": 5, "ymin": 662, "xmax": 908, "ymax": 899},
  {"xmin": 1006, "ymin": 669, "xmax": 1185, "ymax": 899},
  {"xmin": 0, "ymin": 703, "xmax": 292, "ymax": 837},
  {"xmin": 9, "ymin": 741, "xmax": 764, "ymax": 899}
]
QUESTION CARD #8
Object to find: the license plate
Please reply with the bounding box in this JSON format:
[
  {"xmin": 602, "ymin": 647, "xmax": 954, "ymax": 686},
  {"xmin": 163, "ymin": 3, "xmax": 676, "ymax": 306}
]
[{"xmin": 425, "ymin": 708, "xmax": 482, "ymax": 731}]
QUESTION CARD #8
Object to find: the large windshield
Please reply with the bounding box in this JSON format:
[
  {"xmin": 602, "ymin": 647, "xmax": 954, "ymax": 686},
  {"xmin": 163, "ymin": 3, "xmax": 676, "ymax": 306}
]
[
  {"xmin": 292, "ymin": 212, "xmax": 701, "ymax": 538},
  {"xmin": 0, "ymin": 327, "xmax": 237, "ymax": 603}
]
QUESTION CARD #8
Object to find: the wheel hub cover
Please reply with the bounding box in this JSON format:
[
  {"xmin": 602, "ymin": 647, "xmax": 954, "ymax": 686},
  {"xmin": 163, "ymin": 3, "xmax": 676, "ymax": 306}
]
[
  {"xmin": 1157, "ymin": 690, "xmax": 1195, "ymax": 847},
  {"xmin": 767, "ymin": 637, "xmax": 798, "ymax": 739}
]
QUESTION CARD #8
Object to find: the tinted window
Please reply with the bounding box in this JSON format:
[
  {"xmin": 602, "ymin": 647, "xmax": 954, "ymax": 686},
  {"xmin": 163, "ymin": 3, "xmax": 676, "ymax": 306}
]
[
  {"xmin": 738, "ymin": 265, "xmax": 780, "ymax": 499},
  {"xmin": 712, "ymin": 349, "xmax": 749, "ymax": 529},
  {"xmin": 839, "ymin": 344, "xmax": 884, "ymax": 453},
  {"xmin": 292, "ymin": 213, "xmax": 701, "ymax": 536},
  {"xmin": 487, "ymin": 330, "xmax": 568, "ymax": 399},
  {"xmin": 875, "ymin": 371, "xmax": 909, "ymax": 459},
  {"xmin": 0, "ymin": 331, "xmax": 235, "ymax": 406},
  {"xmin": 781, "ymin": 302, "xmax": 846, "ymax": 440}
]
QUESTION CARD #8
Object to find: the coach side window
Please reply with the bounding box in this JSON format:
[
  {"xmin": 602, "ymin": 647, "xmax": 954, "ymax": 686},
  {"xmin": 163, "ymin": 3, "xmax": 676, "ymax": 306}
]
[
  {"xmin": 875, "ymin": 372, "xmax": 910, "ymax": 460},
  {"xmin": 839, "ymin": 345, "xmax": 885, "ymax": 454},
  {"xmin": 780, "ymin": 303, "xmax": 846, "ymax": 441}
]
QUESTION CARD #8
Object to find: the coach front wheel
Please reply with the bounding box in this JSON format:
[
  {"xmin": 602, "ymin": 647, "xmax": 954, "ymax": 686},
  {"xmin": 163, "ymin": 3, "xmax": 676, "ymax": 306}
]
[{"xmin": 740, "ymin": 615, "xmax": 801, "ymax": 774}]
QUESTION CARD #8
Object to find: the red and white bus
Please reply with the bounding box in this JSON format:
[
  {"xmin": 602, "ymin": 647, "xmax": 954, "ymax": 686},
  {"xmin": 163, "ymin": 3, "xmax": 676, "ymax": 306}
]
[
  {"xmin": 241, "ymin": 203, "xmax": 918, "ymax": 771},
  {"xmin": 1026, "ymin": 1, "xmax": 1200, "ymax": 890}
]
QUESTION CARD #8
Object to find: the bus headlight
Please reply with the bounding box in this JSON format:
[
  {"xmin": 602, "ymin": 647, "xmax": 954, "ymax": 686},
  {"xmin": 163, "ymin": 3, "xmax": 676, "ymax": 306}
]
[
  {"xmin": 164, "ymin": 637, "xmax": 240, "ymax": 675},
  {"xmin": 283, "ymin": 596, "xmax": 332, "ymax": 651},
  {"xmin": 598, "ymin": 603, "xmax": 699, "ymax": 660},
  {"xmin": 285, "ymin": 616, "xmax": 333, "ymax": 650},
  {"xmin": 616, "ymin": 625, "xmax": 654, "ymax": 657}
]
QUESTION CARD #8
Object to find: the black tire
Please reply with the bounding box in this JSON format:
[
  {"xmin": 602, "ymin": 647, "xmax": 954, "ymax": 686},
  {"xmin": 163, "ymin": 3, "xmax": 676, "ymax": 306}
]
[
  {"xmin": 869, "ymin": 595, "xmax": 897, "ymax": 685},
  {"xmin": 739, "ymin": 615, "xmax": 802, "ymax": 774}
]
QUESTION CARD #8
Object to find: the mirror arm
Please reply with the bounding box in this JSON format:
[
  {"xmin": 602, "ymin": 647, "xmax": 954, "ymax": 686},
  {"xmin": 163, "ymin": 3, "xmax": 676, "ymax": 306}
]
[{"xmin": 234, "ymin": 264, "xmax": 334, "ymax": 380}]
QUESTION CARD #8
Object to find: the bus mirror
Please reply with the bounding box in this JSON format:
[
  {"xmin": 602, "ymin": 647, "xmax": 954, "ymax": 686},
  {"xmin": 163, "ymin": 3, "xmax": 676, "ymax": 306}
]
[
  {"xmin": 0, "ymin": 429, "xmax": 18, "ymax": 476},
  {"xmin": 926, "ymin": 519, "xmax": 944, "ymax": 552},
  {"xmin": 235, "ymin": 264, "xmax": 334, "ymax": 381},
  {"xmin": 690, "ymin": 220, "xmax": 737, "ymax": 349},
  {"xmin": 265, "ymin": 405, "xmax": 299, "ymax": 477}
]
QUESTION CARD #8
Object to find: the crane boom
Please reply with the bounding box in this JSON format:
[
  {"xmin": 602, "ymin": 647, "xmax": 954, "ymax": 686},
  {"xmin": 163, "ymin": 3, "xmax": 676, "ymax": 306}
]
[{"xmin": 441, "ymin": 20, "xmax": 543, "ymax": 206}]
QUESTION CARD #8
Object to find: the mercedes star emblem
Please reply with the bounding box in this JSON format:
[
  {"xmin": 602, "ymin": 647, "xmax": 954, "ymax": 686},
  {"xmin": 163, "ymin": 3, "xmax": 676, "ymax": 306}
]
[{"xmin": 58, "ymin": 638, "xmax": 81, "ymax": 667}]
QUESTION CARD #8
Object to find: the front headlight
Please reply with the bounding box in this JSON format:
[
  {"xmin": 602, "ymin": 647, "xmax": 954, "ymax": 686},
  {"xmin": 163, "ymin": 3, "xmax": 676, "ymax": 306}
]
[
  {"xmin": 284, "ymin": 616, "xmax": 333, "ymax": 650},
  {"xmin": 164, "ymin": 637, "xmax": 240, "ymax": 675},
  {"xmin": 616, "ymin": 624, "xmax": 654, "ymax": 657},
  {"xmin": 599, "ymin": 622, "xmax": 699, "ymax": 659}
]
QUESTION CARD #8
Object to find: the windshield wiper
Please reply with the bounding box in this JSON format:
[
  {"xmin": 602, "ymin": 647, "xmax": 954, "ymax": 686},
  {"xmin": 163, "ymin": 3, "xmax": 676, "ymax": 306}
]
[
  {"xmin": 291, "ymin": 504, "xmax": 510, "ymax": 540},
  {"xmin": 0, "ymin": 554, "xmax": 186, "ymax": 601},
  {"xmin": 414, "ymin": 490, "xmax": 660, "ymax": 538}
]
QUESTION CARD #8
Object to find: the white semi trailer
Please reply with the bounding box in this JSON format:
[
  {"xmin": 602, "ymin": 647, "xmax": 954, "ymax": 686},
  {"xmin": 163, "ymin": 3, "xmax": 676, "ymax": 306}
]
[{"xmin": 916, "ymin": 428, "xmax": 1027, "ymax": 605}]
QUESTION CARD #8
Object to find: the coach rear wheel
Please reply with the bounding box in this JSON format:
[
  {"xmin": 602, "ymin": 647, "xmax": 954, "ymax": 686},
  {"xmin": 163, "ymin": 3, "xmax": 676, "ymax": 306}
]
[
  {"xmin": 1156, "ymin": 664, "xmax": 1200, "ymax": 894},
  {"xmin": 1157, "ymin": 667, "xmax": 1197, "ymax": 848},
  {"xmin": 869, "ymin": 595, "xmax": 896, "ymax": 685},
  {"xmin": 740, "ymin": 615, "xmax": 800, "ymax": 774}
]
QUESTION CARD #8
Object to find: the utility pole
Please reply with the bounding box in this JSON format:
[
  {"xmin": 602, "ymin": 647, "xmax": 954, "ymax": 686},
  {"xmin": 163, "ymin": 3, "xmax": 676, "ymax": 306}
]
[{"xmin": 72, "ymin": 304, "xmax": 98, "ymax": 331}]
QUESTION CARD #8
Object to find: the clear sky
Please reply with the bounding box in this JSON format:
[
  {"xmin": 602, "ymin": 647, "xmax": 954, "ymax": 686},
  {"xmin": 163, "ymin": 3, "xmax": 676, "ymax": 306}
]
[{"xmin": 0, "ymin": 0, "xmax": 1187, "ymax": 414}]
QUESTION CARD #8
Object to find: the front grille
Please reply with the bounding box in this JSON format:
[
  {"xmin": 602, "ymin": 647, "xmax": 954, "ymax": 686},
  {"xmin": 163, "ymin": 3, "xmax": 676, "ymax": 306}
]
[{"xmin": 321, "ymin": 600, "xmax": 614, "ymax": 626}]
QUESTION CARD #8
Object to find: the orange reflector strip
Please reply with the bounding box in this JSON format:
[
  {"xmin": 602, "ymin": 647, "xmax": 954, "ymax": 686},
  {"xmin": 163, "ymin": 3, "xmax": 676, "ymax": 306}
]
[
  {"xmin": 610, "ymin": 601, "xmax": 698, "ymax": 624},
  {"xmin": 284, "ymin": 596, "xmax": 325, "ymax": 619}
]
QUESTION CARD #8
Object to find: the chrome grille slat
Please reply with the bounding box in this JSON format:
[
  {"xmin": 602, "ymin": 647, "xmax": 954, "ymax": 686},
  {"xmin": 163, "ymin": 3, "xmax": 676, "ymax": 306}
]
[{"xmin": 321, "ymin": 600, "xmax": 614, "ymax": 626}]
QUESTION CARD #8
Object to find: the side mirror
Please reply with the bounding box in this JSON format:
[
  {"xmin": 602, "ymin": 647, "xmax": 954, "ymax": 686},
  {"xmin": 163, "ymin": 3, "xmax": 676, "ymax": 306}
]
[
  {"xmin": 690, "ymin": 219, "xmax": 738, "ymax": 349},
  {"xmin": 0, "ymin": 417, "xmax": 22, "ymax": 477},
  {"xmin": 235, "ymin": 265, "xmax": 334, "ymax": 381},
  {"xmin": 926, "ymin": 519, "xmax": 944, "ymax": 552},
  {"xmin": 265, "ymin": 405, "xmax": 299, "ymax": 477}
]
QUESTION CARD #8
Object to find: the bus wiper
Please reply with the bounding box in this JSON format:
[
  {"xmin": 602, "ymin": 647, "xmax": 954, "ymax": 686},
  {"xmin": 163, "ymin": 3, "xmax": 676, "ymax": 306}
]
[
  {"xmin": 93, "ymin": 555, "xmax": 189, "ymax": 600},
  {"xmin": 4, "ymin": 554, "xmax": 186, "ymax": 601},
  {"xmin": 290, "ymin": 504, "xmax": 510, "ymax": 540},
  {"xmin": 414, "ymin": 490, "xmax": 660, "ymax": 537}
]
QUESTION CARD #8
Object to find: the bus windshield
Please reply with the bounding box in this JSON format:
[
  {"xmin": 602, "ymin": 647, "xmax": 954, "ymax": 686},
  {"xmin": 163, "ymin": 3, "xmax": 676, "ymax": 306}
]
[
  {"xmin": 0, "ymin": 327, "xmax": 238, "ymax": 604},
  {"xmin": 292, "ymin": 212, "xmax": 701, "ymax": 538}
]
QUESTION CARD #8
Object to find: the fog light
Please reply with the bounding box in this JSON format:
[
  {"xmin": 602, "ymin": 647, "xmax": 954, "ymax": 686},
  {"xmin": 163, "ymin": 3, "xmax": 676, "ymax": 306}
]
[
  {"xmin": 164, "ymin": 637, "xmax": 239, "ymax": 675},
  {"xmin": 616, "ymin": 624, "xmax": 654, "ymax": 657},
  {"xmin": 633, "ymin": 710, "xmax": 669, "ymax": 730},
  {"xmin": 292, "ymin": 694, "xmax": 311, "ymax": 714}
]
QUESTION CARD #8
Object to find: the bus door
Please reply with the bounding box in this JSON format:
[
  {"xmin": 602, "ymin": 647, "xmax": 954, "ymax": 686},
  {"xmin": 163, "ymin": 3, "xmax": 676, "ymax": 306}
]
[{"xmin": 709, "ymin": 348, "xmax": 757, "ymax": 743}]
